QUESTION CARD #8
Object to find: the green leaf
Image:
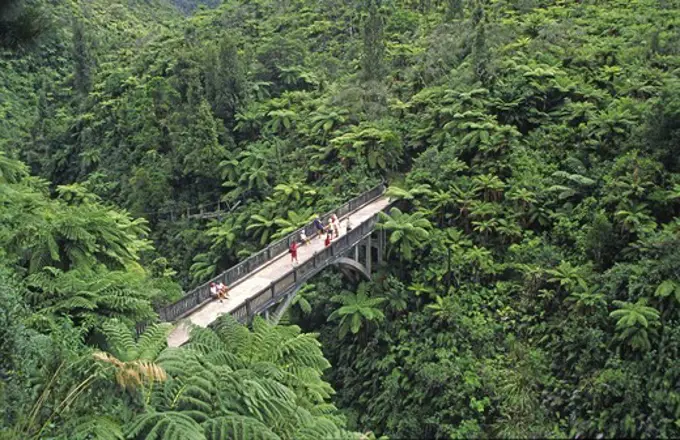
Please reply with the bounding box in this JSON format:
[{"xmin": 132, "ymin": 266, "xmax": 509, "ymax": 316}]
[{"xmin": 655, "ymin": 280, "xmax": 677, "ymax": 298}]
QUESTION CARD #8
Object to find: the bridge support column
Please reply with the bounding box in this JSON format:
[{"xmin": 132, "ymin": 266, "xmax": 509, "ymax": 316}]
[
  {"xmin": 366, "ymin": 235, "xmax": 372, "ymax": 274},
  {"xmin": 263, "ymin": 309, "xmax": 270, "ymax": 320},
  {"xmin": 354, "ymin": 244, "xmax": 359, "ymax": 262},
  {"xmin": 271, "ymin": 290, "xmax": 297, "ymax": 325}
]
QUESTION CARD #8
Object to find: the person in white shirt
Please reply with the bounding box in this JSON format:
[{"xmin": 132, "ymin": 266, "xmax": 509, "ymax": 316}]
[
  {"xmin": 216, "ymin": 282, "xmax": 228, "ymax": 301},
  {"xmin": 300, "ymin": 230, "xmax": 310, "ymax": 245}
]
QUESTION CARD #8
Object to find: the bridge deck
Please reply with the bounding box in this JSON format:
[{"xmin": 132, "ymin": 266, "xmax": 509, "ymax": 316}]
[{"xmin": 167, "ymin": 196, "xmax": 391, "ymax": 347}]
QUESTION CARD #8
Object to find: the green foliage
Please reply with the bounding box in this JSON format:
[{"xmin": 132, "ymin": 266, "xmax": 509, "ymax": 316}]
[
  {"xmin": 610, "ymin": 299, "xmax": 661, "ymax": 353},
  {"xmin": 3, "ymin": 0, "xmax": 680, "ymax": 438},
  {"xmin": 71, "ymin": 416, "xmax": 124, "ymax": 440},
  {"xmin": 378, "ymin": 207, "xmax": 431, "ymax": 261},
  {"xmin": 126, "ymin": 412, "xmax": 205, "ymax": 440},
  {"xmin": 203, "ymin": 416, "xmax": 280, "ymax": 440},
  {"xmin": 328, "ymin": 283, "xmax": 386, "ymax": 339}
]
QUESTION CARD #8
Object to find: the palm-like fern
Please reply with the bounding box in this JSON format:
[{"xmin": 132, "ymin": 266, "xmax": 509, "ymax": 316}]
[
  {"xmin": 4, "ymin": 184, "xmax": 151, "ymax": 274},
  {"xmin": 328, "ymin": 284, "xmax": 386, "ymax": 338},
  {"xmin": 26, "ymin": 267, "xmax": 156, "ymax": 329},
  {"xmin": 385, "ymin": 183, "xmax": 432, "ymax": 207},
  {"xmin": 125, "ymin": 315, "xmax": 356, "ymax": 440},
  {"xmin": 126, "ymin": 412, "xmax": 205, "ymax": 440},
  {"xmin": 0, "ymin": 151, "xmax": 29, "ymax": 183},
  {"xmin": 247, "ymin": 210, "xmax": 278, "ymax": 246},
  {"xmin": 95, "ymin": 320, "xmax": 171, "ymax": 391},
  {"xmin": 272, "ymin": 180, "xmax": 317, "ymax": 205},
  {"xmin": 70, "ymin": 416, "xmax": 124, "ymax": 440},
  {"xmin": 271, "ymin": 209, "xmax": 316, "ymax": 240},
  {"xmin": 609, "ymin": 299, "xmax": 660, "ymax": 352},
  {"xmin": 378, "ymin": 207, "xmax": 432, "ymax": 261},
  {"xmin": 204, "ymin": 416, "xmax": 280, "ymax": 440}
]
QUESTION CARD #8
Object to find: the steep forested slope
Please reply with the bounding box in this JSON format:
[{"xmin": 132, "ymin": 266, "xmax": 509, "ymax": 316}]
[
  {"xmin": 2, "ymin": 0, "xmax": 680, "ymax": 438},
  {"xmin": 171, "ymin": 0, "xmax": 221, "ymax": 14},
  {"xmin": 285, "ymin": 0, "xmax": 680, "ymax": 438}
]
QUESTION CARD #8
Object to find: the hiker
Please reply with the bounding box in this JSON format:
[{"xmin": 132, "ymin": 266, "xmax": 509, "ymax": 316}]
[
  {"xmin": 210, "ymin": 282, "xmax": 219, "ymax": 300},
  {"xmin": 289, "ymin": 240, "xmax": 299, "ymax": 265},
  {"xmin": 313, "ymin": 215, "xmax": 325, "ymax": 239},
  {"xmin": 216, "ymin": 282, "xmax": 229, "ymax": 301},
  {"xmin": 324, "ymin": 231, "xmax": 332, "ymax": 247},
  {"xmin": 328, "ymin": 218, "xmax": 335, "ymax": 237},
  {"xmin": 300, "ymin": 230, "xmax": 311, "ymax": 245}
]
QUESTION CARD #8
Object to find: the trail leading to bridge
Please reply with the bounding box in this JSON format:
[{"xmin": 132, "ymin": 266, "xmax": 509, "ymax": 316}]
[{"xmin": 167, "ymin": 195, "xmax": 391, "ymax": 347}]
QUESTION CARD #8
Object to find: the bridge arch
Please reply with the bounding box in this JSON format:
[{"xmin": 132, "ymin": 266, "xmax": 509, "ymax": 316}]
[{"xmin": 334, "ymin": 257, "xmax": 371, "ymax": 282}]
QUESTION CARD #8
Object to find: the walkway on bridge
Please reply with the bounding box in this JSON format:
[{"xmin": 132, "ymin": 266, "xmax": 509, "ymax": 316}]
[{"xmin": 166, "ymin": 186, "xmax": 391, "ymax": 347}]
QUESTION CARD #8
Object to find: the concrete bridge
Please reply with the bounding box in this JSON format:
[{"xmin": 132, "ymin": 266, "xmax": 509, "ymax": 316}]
[{"xmin": 149, "ymin": 183, "xmax": 391, "ymax": 347}]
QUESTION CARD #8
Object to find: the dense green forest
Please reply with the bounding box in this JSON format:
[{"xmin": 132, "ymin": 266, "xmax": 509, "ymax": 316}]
[{"xmin": 2, "ymin": 0, "xmax": 680, "ymax": 438}]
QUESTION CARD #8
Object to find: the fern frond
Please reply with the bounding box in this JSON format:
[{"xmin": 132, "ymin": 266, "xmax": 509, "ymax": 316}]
[
  {"xmin": 203, "ymin": 415, "xmax": 280, "ymax": 440},
  {"xmin": 70, "ymin": 416, "xmax": 124, "ymax": 440},
  {"xmin": 102, "ymin": 319, "xmax": 137, "ymax": 361},
  {"xmin": 293, "ymin": 417, "xmax": 355, "ymax": 440},
  {"xmin": 212, "ymin": 314, "xmax": 252, "ymax": 356},
  {"xmin": 125, "ymin": 411, "xmax": 205, "ymax": 440},
  {"xmin": 136, "ymin": 323, "xmax": 172, "ymax": 360}
]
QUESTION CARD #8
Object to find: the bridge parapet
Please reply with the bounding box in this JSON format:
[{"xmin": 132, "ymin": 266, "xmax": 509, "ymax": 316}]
[{"xmin": 231, "ymin": 210, "xmax": 385, "ymax": 323}]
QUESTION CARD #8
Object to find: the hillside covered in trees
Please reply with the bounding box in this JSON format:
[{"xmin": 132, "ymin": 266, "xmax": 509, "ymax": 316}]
[{"xmin": 2, "ymin": 0, "xmax": 680, "ymax": 438}]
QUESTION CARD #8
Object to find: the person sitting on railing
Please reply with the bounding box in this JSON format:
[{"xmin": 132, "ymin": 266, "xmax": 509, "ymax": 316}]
[
  {"xmin": 325, "ymin": 231, "xmax": 332, "ymax": 247},
  {"xmin": 210, "ymin": 282, "xmax": 219, "ymax": 300},
  {"xmin": 313, "ymin": 215, "xmax": 325, "ymax": 239},
  {"xmin": 216, "ymin": 282, "xmax": 229, "ymax": 301}
]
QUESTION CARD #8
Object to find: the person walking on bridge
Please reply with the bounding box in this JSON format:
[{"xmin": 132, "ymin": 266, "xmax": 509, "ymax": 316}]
[
  {"xmin": 289, "ymin": 240, "xmax": 299, "ymax": 265},
  {"xmin": 313, "ymin": 215, "xmax": 325, "ymax": 239},
  {"xmin": 330, "ymin": 214, "xmax": 340, "ymax": 237}
]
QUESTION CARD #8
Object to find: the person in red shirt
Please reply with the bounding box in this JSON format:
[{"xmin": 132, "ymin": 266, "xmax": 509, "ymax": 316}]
[
  {"xmin": 289, "ymin": 241, "xmax": 299, "ymax": 265},
  {"xmin": 324, "ymin": 231, "xmax": 332, "ymax": 247}
]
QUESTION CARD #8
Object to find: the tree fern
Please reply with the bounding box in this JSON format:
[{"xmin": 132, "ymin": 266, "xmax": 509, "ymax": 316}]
[
  {"xmin": 204, "ymin": 415, "xmax": 280, "ymax": 440},
  {"xmin": 0, "ymin": 151, "xmax": 29, "ymax": 184},
  {"xmin": 140, "ymin": 315, "xmax": 354, "ymax": 439},
  {"xmin": 293, "ymin": 418, "xmax": 356, "ymax": 440},
  {"xmin": 70, "ymin": 416, "xmax": 124, "ymax": 440},
  {"xmin": 212, "ymin": 314, "xmax": 252, "ymax": 355},
  {"xmin": 125, "ymin": 412, "xmax": 205, "ymax": 440},
  {"xmin": 26, "ymin": 267, "xmax": 156, "ymax": 329},
  {"xmin": 156, "ymin": 348, "xmax": 205, "ymax": 377},
  {"xmin": 135, "ymin": 323, "xmax": 173, "ymax": 360}
]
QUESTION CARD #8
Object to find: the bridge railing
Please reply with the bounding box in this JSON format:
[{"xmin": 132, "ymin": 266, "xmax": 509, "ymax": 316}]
[
  {"xmin": 152, "ymin": 181, "xmax": 386, "ymax": 325},
  {"xmin": 230, "ymin": 211, "xmax": 381, "ymax": 323}
]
